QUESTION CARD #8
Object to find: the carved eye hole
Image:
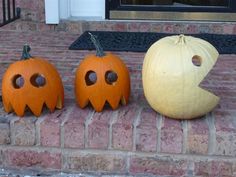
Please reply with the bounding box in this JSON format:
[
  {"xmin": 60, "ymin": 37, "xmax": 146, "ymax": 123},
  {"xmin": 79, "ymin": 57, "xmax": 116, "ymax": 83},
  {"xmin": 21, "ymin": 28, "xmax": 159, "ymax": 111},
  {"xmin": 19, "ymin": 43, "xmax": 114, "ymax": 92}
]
[
  {"xmin": 105, "ymin": 71, "xmax": 118, "ymax": 85},
  {"xmin": 30, "ymin": 74, "xmax": 46, "ymax": 87},
  {"xmin": 12, "ymin": 74, "xmax": 24, "ymax": 89},
  {"xmin": 192, "ymin": 55, "xmax": 202, "ymax": 67},
  {"xmin": 85, "ymin": 71, "xmax": 97, "ymax": 86}
]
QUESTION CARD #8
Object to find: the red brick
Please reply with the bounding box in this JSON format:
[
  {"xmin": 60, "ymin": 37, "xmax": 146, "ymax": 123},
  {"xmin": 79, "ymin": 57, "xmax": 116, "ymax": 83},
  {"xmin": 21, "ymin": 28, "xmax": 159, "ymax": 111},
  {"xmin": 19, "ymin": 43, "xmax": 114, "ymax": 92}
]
[
  {"xmin": 223, "ymin": 24, "xmax": 234, "ymax": 34},
  {"xmin": 140, "ymin": 23, "xmax": 152, "ymax": 33},
  {"xmin": 135, "ymin": 107, "xmax": 158, "ymax": 152},
  {"xmin": 0, "ymin": 123, "xmax": 10, "ymax": 145},
  {"xmin": 16, "ymin": 21, "xmax": 37, "ymax": 31},
  {"xmin": 151, "ymin": 23, "xmax": 163, "ymax": 32},
  {"xmin": 214, "ymin": 110, "xmax": 236, "ymax": 156},
  {"xmin": 173, "ymin": 23, "xmax": 186, "ymax": 34},
  {"xmin": 162, "ymin": 24, "xmax": 174, "ymax": 33},
  {"xmin": 64, "ymin": 152, "xmax": 126, "ymax": 172},
  {"xmin": 112, "ymin": 103, "xmax": 139, "ymax": 150},
  {"xmin": 66, "ymin": 22, "xmax": 83, "ymax": 34},
  {"xmin": 5, "ymin": 149, "xmax": 61, "ymax": 169},
  {"xmin": 38, "ymin": 23, "xmax": 55, "ymax": 32},
  {"xmin": 186, "ymin": 24, "xmax": 199, "ymax": 34},
  {"xmin": 130, "ymin": 156, "xmax": 187, "ymax": 176},
  {"xmin": 88, "ymin": 111, "xmax": 113, "ymax": 149},
  {"xmin": 103, "ymin": 22, "xmax": 116, "ymax": 31},
  {"xmin": 0, "ymin": 150, "xmax": 3, "ymax": 165},
  {"xmin": 194, "ymin": 160, "xmax": 233, "ymax": 177},
  {"xmin": 13, "ymin": 118, "xmax": 36, "ymax": 146},
  {"xmin": 40, "ymin": 109, "xmax": 69, "ymax": 147},
  {"xmin": 113, "ymin": 23, "xmax": 128, "ymax": 32},
  {"xmin": 187, "ymin": 117, "xmax": 209, "ymax": 154},
  {"xmin": 20, "ymin": 9, "xmax": 38, "ymax": 21},
  {"xmin": 160, "ymin": 117, "xmax": 183, "ymax": 154},
  {"xmin": 128, "ymin": 23, "xmax": 151, "ymax": 32},
  {"xmin": 199, "ymin": 24, "xmax": 211, "ymax": 33},
  {"xmin": 211, "ymin": 24, "xmax": 223, "ymax": 34},
  {"xmin": 63, "ymin": 106, "xmax": 91, "ymax": 148},
  {"xmin": 88, "ymin": 22, "xmax": 104, "ymax": 31}
]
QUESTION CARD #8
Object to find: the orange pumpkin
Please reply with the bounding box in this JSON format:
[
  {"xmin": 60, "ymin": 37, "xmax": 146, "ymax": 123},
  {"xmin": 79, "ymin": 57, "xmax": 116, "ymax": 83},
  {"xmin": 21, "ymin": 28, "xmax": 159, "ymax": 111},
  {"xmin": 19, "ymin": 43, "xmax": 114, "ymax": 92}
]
[
  {"xmin": 75, "ymin": 32, "xmax": 130, "ymax": 112},
  {"xmin": 2, "ymin": 45, "xmax": 64, "ymax": 117}
]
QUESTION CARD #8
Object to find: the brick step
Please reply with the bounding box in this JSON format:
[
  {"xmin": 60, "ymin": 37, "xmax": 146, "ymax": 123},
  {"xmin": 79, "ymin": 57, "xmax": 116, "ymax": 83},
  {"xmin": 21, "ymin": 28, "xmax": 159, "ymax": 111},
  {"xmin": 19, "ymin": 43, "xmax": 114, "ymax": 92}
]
[
  {"xmin": 0, "ymin": 101, "xmax": 236, "ymax": 176},
  {"xmin": 1, "ymin": 19, "xmax": 236, "ymax": 35},
  {"xmin": 0, "ymin": 30, "xmax": 236, "ymax": 176}
]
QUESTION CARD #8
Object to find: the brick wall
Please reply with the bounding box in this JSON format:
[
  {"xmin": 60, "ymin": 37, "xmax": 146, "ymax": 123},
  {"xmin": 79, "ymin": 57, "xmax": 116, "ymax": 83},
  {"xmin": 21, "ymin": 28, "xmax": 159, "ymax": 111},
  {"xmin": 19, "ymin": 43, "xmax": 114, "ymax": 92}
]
[
  {"xmin": 0, "ymin": 1, "xmax": 236, "ymax": 176},
  {"xmin": 1, "ymin": 0, "xmax": 236, "ymax": 34},
  {"xmin": 0, "ymin": 29, "xmax": 235, "ymax": 176},
  {"xmin": 0, "ymin": 104, "xmax": 236, "ymax": 176}
]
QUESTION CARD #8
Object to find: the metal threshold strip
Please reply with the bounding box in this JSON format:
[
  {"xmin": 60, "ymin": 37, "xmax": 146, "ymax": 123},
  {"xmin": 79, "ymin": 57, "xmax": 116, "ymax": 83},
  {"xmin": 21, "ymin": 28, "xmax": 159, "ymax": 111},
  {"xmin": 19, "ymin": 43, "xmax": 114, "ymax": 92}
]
[{"xmin": 109, "ymin": 11, "xmax": 236, "ymax": 22}]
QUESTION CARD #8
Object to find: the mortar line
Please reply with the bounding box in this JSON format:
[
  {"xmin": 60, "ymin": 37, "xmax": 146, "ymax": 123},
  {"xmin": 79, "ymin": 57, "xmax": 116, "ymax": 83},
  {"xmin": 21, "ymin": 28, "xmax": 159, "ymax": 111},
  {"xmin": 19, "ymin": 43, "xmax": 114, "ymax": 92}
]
[
  {"xmin": 60, "ymin": 107, "xmax": 74, "ymax": 148},
  {"xmin": 182, "ymin": 119, "xmax": 188, "ymax": 154},
  {"xmin": 35, "ymin": 116, "xmax": 46, "ymax": 146},
  {"xmin": 9, "ymin": 117, "xmax": 20, "ymax": 146},
  {"xmin": 108, "ymin": 110, "xmax": 119, "ymax": 149},
  {"xmin": 132, "ymin": 107, "xmax": 143, "ymax": 152},
  {"xmin": 84, "ymin": 110, "xmax": 95, "ymax": 148},
  {"xmin": 126, "ymin": 152, "xmax": 131, "ymax": 173},
  {"xmin": 156, "ymin": 114, "xmax": 163, "ymax": 153},
  {"xmin": 1, "ymin": 144, "xmax": 235, "ymax": 161},
  {"xmin": 207, "ymin": 112, "xmax": 216, "ymax": 155}
]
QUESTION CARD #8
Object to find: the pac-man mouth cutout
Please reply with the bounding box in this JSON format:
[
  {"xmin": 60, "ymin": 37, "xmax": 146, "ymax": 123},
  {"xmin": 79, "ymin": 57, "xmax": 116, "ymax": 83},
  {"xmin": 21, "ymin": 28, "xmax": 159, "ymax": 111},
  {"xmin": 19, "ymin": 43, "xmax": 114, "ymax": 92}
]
[{"xmin": 142, "ymin": 34, "xmax": 220, "ymax": 119}]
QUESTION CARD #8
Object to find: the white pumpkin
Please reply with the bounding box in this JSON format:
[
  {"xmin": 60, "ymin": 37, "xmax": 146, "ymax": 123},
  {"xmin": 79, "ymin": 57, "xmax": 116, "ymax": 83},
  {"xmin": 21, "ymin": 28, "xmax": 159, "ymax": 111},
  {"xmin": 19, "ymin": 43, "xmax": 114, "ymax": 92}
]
[{"xmin": 142, "ymin": 34, "xmax": 219, "ymax": 119}]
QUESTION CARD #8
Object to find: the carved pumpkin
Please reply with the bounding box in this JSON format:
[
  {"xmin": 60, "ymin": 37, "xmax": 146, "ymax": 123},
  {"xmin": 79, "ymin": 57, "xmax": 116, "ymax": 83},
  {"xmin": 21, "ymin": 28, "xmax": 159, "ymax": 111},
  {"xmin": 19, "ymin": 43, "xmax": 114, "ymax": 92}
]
[
  {"xmin": 142, "ymin": 34, "xmax": 220, "ymax": 119},
  {"xmin": 75, "ymin": 32, "xmax": 130, "ymax": 112},
  {"xmin": 2, "ymin": 45, "xmax": 64, "ymax": 117}
]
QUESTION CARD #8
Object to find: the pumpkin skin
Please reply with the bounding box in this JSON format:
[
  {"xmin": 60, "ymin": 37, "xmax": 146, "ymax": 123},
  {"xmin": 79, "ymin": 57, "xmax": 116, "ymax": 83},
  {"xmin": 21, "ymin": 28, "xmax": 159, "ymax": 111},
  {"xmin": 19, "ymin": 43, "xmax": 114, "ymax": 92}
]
[
  {"xmin": 142, "ymin": 34, "xmax": 220, "ymax": 119},
  {"xmin": 2, "ymin": 45, "xmax": 64, "ymax": 117},
  {"xmin": 75, "ymin": 33, "xmax": 130, "ymax": 112}
]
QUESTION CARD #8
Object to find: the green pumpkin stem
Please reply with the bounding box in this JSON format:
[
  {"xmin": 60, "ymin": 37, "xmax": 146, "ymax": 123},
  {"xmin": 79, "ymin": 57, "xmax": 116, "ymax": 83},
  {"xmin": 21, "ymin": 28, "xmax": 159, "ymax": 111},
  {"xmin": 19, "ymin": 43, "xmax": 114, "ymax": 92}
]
[
  {"xmin": 88, "ymin": 32, "xmax": 105, "ymax": 57},
  {"xmin": 21, "ymin": 45, "xmax": 32, "ymax": 60}
]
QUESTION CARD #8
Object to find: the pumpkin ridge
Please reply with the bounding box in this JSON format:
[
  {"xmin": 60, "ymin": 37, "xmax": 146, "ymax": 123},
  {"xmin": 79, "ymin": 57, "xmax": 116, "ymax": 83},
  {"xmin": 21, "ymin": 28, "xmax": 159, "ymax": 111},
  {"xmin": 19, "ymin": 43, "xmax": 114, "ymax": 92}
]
[
  {"xmin": 26, "ymin": 102, "xmax": 44, "ymax": 117},
  {"xmin": 120, "ymin": 95, "xmax": 127, "ymax": 106},
  {"xmin": 56, "ymin": 95, "xmax": 64, "ymax": 109},
  {"xmin": 89, "ymin": 97, "xmax": 106, "ymax": 112},
  {"xmin": 3, "ymin": 100, "xmax": 13, "ymax": 113},
  {"xmin": 77, "ymin": 97, "xmax": 89, "ymax": 109},
  {"xmin": 12, "ymin": 102, "xmax": 26, "ymax": 117},
  {"xmin": 106, "ymin": 98, "xmax": 120, "ymax": 110}
]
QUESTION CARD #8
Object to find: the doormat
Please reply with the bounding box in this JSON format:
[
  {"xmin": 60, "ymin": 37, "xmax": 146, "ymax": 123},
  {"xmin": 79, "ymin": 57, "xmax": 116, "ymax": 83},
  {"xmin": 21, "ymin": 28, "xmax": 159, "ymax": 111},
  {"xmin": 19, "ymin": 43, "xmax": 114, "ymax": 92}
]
[{"xmin": 69, "ymin": 31, "xmax": 236, "ymax": 54}]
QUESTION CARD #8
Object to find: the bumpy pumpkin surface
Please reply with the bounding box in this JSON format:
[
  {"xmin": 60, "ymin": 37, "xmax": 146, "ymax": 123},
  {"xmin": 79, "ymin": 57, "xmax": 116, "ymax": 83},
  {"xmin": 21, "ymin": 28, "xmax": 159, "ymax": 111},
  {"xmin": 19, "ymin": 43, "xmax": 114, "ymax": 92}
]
[
  {"xmin": 75, "ymin": 33, "xmax": 130, "ymax": 112},
  {"xmin": 142, "ymin": 34, "xmax": 220, "ymax": 119},
  {"xmin": 2, "ymin": 45, "xmax": 64, "ymax": 117}
]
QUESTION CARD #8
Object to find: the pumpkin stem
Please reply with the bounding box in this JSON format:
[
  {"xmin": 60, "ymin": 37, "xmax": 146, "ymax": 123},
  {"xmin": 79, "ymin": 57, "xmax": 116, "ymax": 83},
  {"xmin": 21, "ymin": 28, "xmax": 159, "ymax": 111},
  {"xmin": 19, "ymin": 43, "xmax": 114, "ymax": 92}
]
[
  {"xmin": 175, "ymin": 34, "xmax": 186, "ymax": 45},
  {"xmin": 21, "ymin": 45, "xmax": 32, "ymax": 60},
  {"xmin": 88, "ymin": 32, "xmax": 105, "ymax": 57}
]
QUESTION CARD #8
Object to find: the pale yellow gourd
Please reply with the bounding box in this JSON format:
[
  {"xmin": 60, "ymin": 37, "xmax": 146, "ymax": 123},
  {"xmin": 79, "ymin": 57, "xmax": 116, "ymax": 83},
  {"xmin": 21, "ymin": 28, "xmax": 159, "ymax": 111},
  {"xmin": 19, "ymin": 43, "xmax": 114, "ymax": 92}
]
[{"xmin": 142, "ymin": 34, "xmax": 220, "ymax": 119}]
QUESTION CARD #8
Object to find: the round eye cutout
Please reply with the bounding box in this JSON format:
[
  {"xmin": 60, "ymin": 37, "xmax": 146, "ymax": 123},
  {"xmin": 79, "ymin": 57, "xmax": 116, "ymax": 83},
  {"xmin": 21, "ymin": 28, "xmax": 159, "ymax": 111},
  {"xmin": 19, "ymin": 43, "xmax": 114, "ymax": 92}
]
[
  {"xmin": 30, "ymin": 74, "xmax": 46, "ymax": 88},
  {"xmin": 12, "ymin": 74, "xmax": 24, "ymax": 89},
  {"xmin": 105, "ymin": 70, "xmax": 118, "ymax": 85},
  {"xmin": 85, "ymin": 71, "xmax": 97, "ymax": 86},
  {"xmin": 192, "ymin": 55, "xmax": 202, "ymax": 67}
]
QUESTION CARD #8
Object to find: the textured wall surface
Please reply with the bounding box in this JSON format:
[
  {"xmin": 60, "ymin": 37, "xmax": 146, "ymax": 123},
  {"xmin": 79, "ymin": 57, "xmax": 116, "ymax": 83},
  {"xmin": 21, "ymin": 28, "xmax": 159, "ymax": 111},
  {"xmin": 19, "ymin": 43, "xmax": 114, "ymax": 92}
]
[{"xmin": 0, "ymin": 0, "xmax": 235, "ymax": 176}]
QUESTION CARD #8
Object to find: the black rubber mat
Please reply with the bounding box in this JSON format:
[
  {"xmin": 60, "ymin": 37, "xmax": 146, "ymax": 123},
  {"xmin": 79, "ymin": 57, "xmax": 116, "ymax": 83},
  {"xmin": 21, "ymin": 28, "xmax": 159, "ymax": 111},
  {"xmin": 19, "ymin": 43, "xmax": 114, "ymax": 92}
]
[{"xmin": 69, "ymin": 31, "xmax": 236, "ymax": 54}]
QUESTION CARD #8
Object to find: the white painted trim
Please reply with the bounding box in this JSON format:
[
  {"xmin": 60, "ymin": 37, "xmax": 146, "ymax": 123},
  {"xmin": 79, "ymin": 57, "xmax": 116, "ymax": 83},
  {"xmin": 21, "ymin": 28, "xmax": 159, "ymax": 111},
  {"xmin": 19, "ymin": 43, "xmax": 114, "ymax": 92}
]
[
  {"xmin": 59, "ymin": 0, "xmax": 71, "ymax": 19},
  {"xmin": 70, "ymin": 0, "xmax": 105, "ymax": 19},
  {"xmin": 46, "ymin": 0, "xmax": 106, "ymax": 22},
  {"xmin": 45, "ymin": 0, "xmax": 60, "ymax": 24}
]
